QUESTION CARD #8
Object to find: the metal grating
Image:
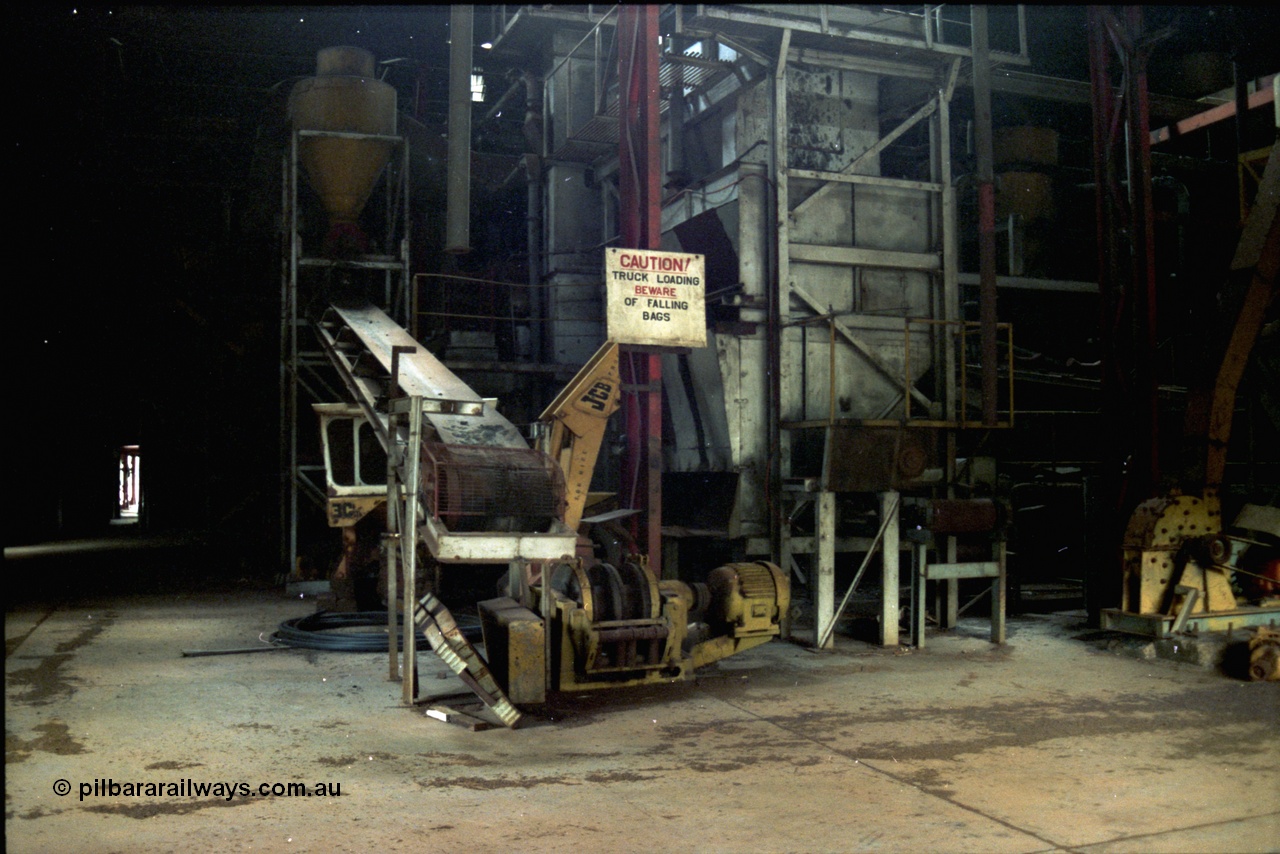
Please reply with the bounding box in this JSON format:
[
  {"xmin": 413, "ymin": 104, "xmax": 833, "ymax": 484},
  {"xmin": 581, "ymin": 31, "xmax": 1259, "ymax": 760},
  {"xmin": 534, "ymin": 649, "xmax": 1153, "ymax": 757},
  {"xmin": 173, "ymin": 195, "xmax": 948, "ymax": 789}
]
[
  {"xmin": 551, "ymin": 39, "xmax": 734, "ymax": 163},
  {"xmin": 422, "ymin": 443, "xmax": 566, "ymax": 534}
]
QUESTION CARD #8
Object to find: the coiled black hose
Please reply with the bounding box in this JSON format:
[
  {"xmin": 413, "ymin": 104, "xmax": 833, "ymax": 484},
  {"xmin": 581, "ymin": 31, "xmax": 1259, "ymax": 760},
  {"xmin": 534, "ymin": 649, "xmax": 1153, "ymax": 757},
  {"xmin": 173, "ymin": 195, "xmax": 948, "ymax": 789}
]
[{"xmin": 271, "ymin": 611, "xmax": 482, "ymax": 652}]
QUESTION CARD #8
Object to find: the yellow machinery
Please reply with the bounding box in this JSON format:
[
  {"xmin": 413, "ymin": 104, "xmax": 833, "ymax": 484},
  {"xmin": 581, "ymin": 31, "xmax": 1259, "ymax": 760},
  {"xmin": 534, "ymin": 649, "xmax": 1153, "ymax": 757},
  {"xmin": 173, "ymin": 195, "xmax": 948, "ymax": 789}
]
[
  {"xmin": 1104, "ymin": 147, "xmax": 1280, "ymax": 638},
  {"xmin": 312, "ymin": 319, "xmax": 788, "ymax": 724},
  {"xmin": 476, "ymin": 340, "xmax": 789, "ymax": 707},
  {"xmin": 291, "ymin": 43, "xmax": 787, "ymax": 727}
]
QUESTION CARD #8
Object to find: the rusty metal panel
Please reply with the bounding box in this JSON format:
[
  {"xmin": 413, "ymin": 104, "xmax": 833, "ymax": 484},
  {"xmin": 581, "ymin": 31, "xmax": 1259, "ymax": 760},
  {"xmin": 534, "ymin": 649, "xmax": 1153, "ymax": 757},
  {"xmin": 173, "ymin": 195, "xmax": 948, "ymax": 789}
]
[
  {"xmin": 825, "ymin": 426, "xmax": 940, "ymax": 493},
  {"xmin": 927, "ymin": 499, "xmax": 1000, "ymax": 535},
  {"xmin": 786, "ymin": 67, "xmax": 879, "ymax": 174}
]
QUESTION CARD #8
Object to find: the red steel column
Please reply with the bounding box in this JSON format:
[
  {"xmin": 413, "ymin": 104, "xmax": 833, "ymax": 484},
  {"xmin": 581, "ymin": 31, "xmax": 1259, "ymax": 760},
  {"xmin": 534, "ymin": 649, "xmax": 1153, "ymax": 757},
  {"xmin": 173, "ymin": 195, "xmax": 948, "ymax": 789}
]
[
  {"xmin": 1086, "ymin": 6, "xmax": 1161, "ymax": 623},
  {"xmin": 618, "ymin": 5, "xmax": 663, "ymax": 573}
]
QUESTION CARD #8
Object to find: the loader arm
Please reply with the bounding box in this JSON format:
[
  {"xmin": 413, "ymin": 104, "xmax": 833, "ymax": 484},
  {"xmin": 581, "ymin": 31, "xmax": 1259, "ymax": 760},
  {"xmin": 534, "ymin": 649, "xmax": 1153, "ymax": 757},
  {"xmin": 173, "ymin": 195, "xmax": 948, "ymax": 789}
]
[{"xmin": 538, "ymin": 341, "xmax": 622, "ymax": 530}]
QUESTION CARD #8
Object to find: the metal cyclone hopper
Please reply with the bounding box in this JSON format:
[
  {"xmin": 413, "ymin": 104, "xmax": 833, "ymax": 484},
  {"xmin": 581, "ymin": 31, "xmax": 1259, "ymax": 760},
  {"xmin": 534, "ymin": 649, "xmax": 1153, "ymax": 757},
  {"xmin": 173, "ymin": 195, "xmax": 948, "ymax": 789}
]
[{"xmin": 287, "ymin": 47, "xmax": 396, "ymax": 254}]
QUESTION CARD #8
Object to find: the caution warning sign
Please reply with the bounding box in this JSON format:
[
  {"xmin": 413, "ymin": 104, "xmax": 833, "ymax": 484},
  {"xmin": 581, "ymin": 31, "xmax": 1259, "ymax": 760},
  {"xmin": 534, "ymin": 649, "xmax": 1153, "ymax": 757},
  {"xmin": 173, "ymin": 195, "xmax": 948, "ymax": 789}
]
[{"xmin": 605, "ymin": 248, "xmax": 707, "ymax": 348}]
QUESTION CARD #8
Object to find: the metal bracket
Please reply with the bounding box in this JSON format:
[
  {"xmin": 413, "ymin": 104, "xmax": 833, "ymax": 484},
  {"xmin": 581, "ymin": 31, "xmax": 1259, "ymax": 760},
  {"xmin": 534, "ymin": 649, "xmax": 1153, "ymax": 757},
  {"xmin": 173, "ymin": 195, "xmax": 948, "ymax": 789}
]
[{"xmin": 1171, "ymin": 585, "xmax": 1200, "ymax": 635}]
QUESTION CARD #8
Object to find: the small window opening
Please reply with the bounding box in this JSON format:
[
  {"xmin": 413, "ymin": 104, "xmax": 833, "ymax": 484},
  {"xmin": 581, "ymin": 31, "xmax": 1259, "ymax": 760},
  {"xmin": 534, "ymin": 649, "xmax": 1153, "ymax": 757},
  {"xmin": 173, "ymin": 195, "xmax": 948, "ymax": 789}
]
[{"xmin": 118, "ymin": 445, "xmax": 141, "ymax": 521}]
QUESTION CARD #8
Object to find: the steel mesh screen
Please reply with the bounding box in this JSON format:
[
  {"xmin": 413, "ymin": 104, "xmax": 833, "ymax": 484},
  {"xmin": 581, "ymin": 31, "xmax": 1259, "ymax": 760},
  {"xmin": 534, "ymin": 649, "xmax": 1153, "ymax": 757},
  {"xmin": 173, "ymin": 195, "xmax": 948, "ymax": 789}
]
[{"xmin": 422, "ymin": 443, "xmax": 566, "ymax": 533}]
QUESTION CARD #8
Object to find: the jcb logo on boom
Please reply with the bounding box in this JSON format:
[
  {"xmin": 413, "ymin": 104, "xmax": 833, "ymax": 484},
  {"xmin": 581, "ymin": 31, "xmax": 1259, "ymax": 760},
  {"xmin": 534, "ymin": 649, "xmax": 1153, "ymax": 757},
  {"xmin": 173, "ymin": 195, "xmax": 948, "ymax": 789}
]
[{"xmin": 580, "ymin": 381, "xmax": 613, "ymax": 412}]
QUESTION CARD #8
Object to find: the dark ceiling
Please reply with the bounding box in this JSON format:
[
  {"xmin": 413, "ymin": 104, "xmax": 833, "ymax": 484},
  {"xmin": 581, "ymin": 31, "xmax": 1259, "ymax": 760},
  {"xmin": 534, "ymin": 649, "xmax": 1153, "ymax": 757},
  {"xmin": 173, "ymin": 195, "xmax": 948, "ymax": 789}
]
[
  {"xmin": 15, "ymin": 5, "xmax": 1279, "ymax": 249},
  {"xmin": 7, "ymin": 5, "xmax": 1279, "ymax": 551}
]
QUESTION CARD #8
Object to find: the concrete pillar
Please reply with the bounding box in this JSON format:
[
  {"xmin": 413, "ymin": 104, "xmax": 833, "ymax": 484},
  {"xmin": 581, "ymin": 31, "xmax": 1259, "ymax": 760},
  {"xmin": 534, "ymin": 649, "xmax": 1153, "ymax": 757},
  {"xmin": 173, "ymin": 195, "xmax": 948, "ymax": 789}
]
[
  {"xmin": 880, "ymin": 491, "xmax": 900, "ymax": 646},
  {"xmin": 815, "ymin": 491, "xmax": 836, "ymax": 649}
]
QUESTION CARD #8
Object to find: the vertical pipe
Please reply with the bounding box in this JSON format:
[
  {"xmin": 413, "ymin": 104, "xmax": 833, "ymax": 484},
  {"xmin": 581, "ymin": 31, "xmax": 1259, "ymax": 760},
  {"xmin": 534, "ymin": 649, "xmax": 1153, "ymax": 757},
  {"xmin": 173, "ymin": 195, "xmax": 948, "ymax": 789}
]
[
  {"xmin": 618, "ymin": 4, "xmax": 663, "ymax": 573},
  {"xmin": 279, "ymin": 152, "xmax": 290, "ymax": 573},
  {"xmin": 401, "ymin": 398, "xmax": 423, "ymax": 705},
  {"xmin": 525, "ymin": 69, "xmax": 544, "ymax": 363},
  {"xmin": 446, "ymin": 5, "xmax": 473, "ymax": 254},
  {"xmin": 1128, "ymin": 6, "xmax": 1159, "ymax": 494},
  {"xmin": 647, "ymin": 350, "xmax": 663, "ymax": 572},
  {"xmin": 619, "ymin": 6, "xmax": 642, "ymax": 540},
  {"xmin": 638, "ymin": 7, "xmax": 662, "ymax": 574},
  {"xmin": 771, "ymin": 28, "xmax": 792, "ymax": 562},
  {"xmin": 1234, "ymin": 59, "xmax": 1249, "ymax": 164},
  {"xmin": 385, "ymin": 472, "xmax": 399, "ymax": 682},
  {"xmin": 971, "ymin": 5, "xmax": 998, "ymax": 427},
  {"xmin": 940, "ymin": 72, "xmax": 960, "ymax": 425},
  {"xmin": 286, "ymin": 134, "xmax": 300, "ymax": 578},
  {"xmin": 524, "ymin": 152, "xmax": 543, "ymax": 362},
  {"xmin": 400, "ymin": 138, "xmax": 411, "ymax": 326},
  {"xmin": 1087, "ymin": 5, "xmax": 1121, "ymax": 625}
]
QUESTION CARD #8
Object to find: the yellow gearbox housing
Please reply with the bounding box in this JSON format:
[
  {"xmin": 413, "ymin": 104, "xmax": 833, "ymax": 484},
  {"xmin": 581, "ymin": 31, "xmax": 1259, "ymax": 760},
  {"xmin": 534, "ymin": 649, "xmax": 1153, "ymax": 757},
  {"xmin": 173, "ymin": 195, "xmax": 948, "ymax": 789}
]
[{"xmin": 1121, "ymin": 493, "xmax": 1234, "ymax": 615}]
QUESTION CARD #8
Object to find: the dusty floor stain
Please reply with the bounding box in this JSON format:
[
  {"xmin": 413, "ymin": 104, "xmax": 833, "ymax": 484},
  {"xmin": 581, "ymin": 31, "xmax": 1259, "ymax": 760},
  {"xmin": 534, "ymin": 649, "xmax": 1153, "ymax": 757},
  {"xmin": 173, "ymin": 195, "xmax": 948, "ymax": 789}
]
[
  {"xmin": 82, "ymin": 797, "xmax": 261, "ymax": 819},
  {"xmin": 6, "ymin": 614, "xmax": 116, "ymax": 706},
  {"xmin": 418, "ymin": 769, "xmax": 660, "ymax": 791},
  {"xmin": 4, "ymin": 608, "xmax": 58, "ymax": 661},
  {"xmin": 144, "ymin": 760, "xmax": 204, "ymax": 771},
  {"xmin": 316, "ymin": 750, "xmax": 397, "ymax": 767},
  {"xmin": 415, "ymin": 751, "xmax": 495, "ymax": 767},
  {"xmin": 5, "ymin": 720, "xmax": 89, "ymax": 764},
  {"xmin": 736, "ymin": 686, "xmax": 1280, "ymax": 764},
  {"xmin": 418, "ymin": 774, "xmax": 578, "ymax": 790}
]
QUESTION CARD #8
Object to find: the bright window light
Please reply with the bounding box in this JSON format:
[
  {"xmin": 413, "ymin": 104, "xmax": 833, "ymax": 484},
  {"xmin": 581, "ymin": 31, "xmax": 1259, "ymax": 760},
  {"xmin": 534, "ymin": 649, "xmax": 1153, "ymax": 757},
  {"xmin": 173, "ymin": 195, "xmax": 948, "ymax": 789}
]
[{"xmin": 118, "ymin": 445, "xmax": 141, "ymax": 520}]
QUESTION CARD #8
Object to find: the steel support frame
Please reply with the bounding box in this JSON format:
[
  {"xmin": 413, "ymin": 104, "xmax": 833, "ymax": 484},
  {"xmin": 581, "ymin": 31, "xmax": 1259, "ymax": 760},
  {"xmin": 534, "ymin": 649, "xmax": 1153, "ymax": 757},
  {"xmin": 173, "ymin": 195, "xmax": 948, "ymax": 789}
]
[
  {"xmin": 688, "ymin": 4, "xmax": 1030, "ymax": 67},
  {"xmin": 279, "ymin": 128, "xmax": 410, "ymax": 585},
  {"xmin": 618, "ymin": 4, "xmax": 664, "ymax": 574},
  {"xmin": 911, "ymin": 539, "xmax": 1007, "ymax": 647},
  {"xmin": 1086, "ymin": 5, "xmax": 1160, "ymax": 622},
  {"xmin": 396, "ymin": 396, "xmax": 424, "ymax": 706},
  {"xmin": 770, "ymin": 20, "xmax": 968, "ymax": 648}
]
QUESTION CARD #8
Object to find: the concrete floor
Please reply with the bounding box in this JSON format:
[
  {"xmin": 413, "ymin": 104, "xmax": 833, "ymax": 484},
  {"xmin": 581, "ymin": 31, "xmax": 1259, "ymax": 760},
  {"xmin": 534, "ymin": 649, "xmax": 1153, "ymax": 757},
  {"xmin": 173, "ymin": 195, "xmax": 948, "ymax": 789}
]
[{"xmin": 6, "ymin": 587, "xmax": 1279, "ymax": 854}]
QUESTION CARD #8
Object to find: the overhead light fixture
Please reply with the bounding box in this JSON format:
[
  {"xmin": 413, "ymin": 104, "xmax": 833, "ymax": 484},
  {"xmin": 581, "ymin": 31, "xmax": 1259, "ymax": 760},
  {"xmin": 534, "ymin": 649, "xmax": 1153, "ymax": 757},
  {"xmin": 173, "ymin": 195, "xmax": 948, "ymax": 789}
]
[{"xmin": 481, "ymin": 41, "xmax": 493, "ymax": 50}]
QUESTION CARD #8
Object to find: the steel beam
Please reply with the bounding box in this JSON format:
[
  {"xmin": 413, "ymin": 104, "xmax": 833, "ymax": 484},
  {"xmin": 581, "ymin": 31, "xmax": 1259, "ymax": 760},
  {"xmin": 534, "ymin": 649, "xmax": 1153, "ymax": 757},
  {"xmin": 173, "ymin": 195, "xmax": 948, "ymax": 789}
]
[
  {"xmin": 790, "ymin": 243, "xmax": 941, "ymax": 272},
  {"xmin": 1150, "ymin": 80, "xmax": 1275, "ymax": 145}
]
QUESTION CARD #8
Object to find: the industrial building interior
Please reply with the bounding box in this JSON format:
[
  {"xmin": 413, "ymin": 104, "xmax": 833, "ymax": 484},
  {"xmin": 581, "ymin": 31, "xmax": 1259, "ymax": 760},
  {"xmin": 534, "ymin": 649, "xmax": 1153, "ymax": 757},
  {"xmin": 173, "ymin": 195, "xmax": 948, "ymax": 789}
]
[{"xmin": 7, "ymin": 5, "xmax": 1280, "ymax": 852}]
